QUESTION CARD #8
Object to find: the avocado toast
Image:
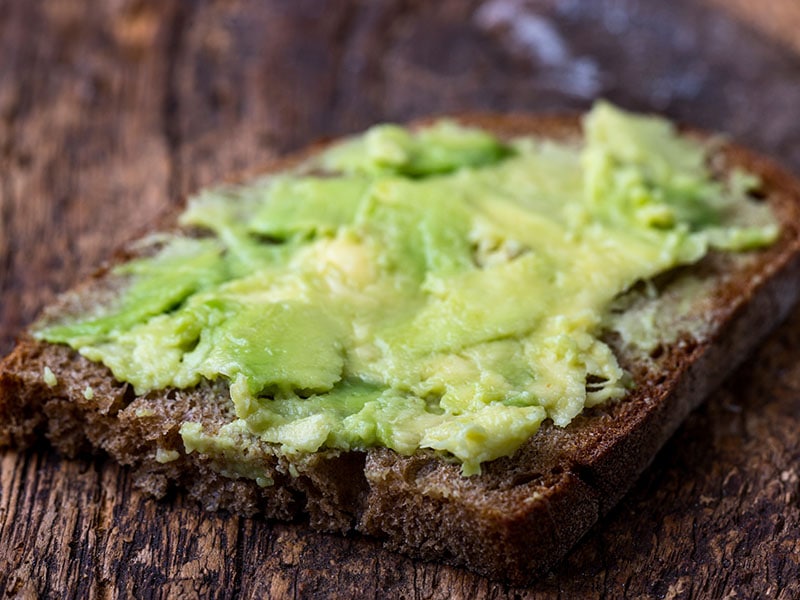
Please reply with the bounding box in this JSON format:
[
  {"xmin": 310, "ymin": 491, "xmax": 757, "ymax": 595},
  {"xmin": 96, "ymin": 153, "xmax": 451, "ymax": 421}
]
[{"xmin": 2, "ymin": 103, "xmax": 799, "ymax": 584}]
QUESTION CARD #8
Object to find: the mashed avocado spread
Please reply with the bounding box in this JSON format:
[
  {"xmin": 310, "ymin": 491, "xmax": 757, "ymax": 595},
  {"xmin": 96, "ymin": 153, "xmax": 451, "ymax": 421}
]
[{"xmin": 36, "ymin": 102, "xmax": 778, "ymax": 475}]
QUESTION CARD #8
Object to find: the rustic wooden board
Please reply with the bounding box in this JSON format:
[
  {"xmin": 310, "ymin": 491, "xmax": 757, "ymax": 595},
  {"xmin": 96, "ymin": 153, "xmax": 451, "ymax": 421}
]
[{"xmin": 2, "ymin": 1, "xmax": 800, "ymax": 597}]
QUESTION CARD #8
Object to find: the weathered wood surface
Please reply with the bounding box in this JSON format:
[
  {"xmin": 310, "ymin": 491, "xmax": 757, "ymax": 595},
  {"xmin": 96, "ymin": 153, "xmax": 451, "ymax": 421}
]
[{"xmin": 2, "ymin": 1, "xmax": 800, "ymax": 597}]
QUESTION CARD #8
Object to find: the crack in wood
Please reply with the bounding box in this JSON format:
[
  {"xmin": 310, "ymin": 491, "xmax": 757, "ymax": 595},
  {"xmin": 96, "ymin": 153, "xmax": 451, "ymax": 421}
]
[{"xmin": 161, "ymin": 0, "xmax": 195, "ymax": 202}]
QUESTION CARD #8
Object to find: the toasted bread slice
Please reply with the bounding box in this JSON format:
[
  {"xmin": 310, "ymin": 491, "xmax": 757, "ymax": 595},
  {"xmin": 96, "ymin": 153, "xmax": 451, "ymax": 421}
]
[{"xmin": 2, "ymin": 113, "xmax": 800, "ymax": 585}]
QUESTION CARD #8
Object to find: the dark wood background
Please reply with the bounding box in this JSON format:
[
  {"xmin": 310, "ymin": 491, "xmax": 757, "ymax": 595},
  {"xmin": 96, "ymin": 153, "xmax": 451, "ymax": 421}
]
[{"xmin": 2, "ymin": 1, "xmax": 800, "ymax": 598}]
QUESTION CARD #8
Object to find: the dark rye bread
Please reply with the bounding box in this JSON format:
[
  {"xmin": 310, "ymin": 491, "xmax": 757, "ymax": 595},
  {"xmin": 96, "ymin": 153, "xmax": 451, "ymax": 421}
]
[{"xmin": 2, "ymin": 114, "xmax": 800, "ymax": 585}]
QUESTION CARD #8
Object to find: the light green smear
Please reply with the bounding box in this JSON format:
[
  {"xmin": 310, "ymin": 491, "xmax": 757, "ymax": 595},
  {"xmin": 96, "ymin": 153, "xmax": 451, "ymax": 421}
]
[{"xmin": 35, "ymin": 102, "xmax": 779, "ymax": 475}]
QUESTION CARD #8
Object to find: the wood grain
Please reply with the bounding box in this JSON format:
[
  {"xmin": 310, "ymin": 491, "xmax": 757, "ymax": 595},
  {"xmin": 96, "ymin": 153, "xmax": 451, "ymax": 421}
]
[
  {"xmin": 2, "ymin": 0, "xmax": 800, "ymax": 597},
  {"xmin": 706, "ymin": 0, "xmax": 800, "ymax": 55}
]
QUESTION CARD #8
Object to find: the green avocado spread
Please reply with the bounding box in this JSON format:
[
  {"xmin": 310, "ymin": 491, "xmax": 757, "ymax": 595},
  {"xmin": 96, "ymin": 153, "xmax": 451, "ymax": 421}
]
[{"xmin": 36, "ymin": 102, "xmax": 778, "ymax": 475}]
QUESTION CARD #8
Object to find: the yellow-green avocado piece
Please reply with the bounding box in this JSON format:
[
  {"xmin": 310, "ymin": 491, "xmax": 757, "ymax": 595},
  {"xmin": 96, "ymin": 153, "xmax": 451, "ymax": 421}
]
[{"xmin": 36, "ymin": 102, "xmax": 778, "ymax": 476}]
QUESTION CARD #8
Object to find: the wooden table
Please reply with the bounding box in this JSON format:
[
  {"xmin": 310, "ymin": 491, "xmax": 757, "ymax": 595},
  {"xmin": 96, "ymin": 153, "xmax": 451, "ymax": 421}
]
[{"xmin": 2, "ymin": 1, "xmax": 800, "ymax": 597}]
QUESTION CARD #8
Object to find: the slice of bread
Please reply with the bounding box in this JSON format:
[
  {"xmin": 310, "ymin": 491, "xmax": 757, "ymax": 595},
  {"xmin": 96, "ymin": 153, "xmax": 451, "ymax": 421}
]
[{"xmin": 2, "ymin": 113, "xmax": 800, "ymax": 585}]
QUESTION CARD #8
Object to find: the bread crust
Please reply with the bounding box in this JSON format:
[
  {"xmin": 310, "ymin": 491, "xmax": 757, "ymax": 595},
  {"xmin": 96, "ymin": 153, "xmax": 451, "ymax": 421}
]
[{"xmin": 2, "ymin": 114, "xmax": 800, "ymax": 585}]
